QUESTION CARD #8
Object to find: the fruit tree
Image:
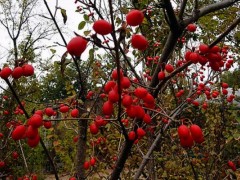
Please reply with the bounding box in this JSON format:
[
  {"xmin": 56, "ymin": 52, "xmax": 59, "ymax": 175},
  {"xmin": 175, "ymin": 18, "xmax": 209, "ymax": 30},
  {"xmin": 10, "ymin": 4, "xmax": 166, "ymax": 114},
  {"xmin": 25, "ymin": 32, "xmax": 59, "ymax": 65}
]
[{"xmin": 0, "ymin": 0, "xmax": 240, "ymax": 179}]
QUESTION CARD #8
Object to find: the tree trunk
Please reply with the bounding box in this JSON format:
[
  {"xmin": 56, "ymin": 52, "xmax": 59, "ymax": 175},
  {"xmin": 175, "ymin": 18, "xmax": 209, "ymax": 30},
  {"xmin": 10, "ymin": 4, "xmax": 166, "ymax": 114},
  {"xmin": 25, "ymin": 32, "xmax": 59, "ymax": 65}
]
[
  {"xmin": 76, "ymin": 118, "xmax": 88, "ymax": 179},
  {"xmin": 110, "ymin": 140, "xmax": 134, "ymax": 180}
]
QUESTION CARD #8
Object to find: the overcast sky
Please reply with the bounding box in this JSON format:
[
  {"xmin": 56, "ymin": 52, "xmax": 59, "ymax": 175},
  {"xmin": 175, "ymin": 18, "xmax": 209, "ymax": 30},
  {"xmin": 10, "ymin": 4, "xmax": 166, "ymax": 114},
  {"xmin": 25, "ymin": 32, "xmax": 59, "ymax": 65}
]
[{"xmin": 0, "ymin": 0, "xmax": 86, "ymax": 67}]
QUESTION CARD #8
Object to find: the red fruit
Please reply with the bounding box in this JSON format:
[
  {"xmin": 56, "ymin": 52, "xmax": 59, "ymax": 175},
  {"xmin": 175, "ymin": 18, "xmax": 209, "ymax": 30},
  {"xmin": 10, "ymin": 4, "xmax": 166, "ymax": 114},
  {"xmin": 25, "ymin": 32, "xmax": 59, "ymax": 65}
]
[
  {"xmin": 26, "ymin": 125, "xmax": 38, "ymax": 139},
  {"xmin": 71, "ymin": 108, "xmax": 79, "ymax": 118},
  {"xmin": 104, "ymin": 81, "xmax": 116, "ymax": 93},
  {"xmin": 209, "ymin": 45, "xmax": 220, "ymax": 53},
  {"xmin": 43, "ymin": 121, "xmax": 52, "ymax": 129},
  {"xmin": 202, "ymin": 102, "xmax": 208, "ymax": 110},
  {"xmin": 108, "ymin": 89, "xmax": 119, "ymax": 103},
  {"xmin": 12, "ymin": 67, "xmax": 23, "ymax": 79},
  {"xmin": 126, "ymin": 9, "xmax": 144, "ymax": 26},
  {"xmin": 45, "ymin": 107, "xmax": 54, "ymax": 117},
  {"xmin": 67, "ymin": 36, "xmax": 88, "ymax": 57},
  {"xmin": 158, "ymin": 71, "xmax": 165, "ymax": 80},
  {"xmin": 221, "ymin": 82, "xmax": 228, "ymax": 89},
  {"xmin": 93, "ymin": 19, "xmax": 112, "ymax": 35},
  {"xmin": 143, "ymin": 113, "xmax": 151, "ymax": 124},
  {"xmin": 198, "ymin": 55, "xmax": 208, "ymax": 66},
  {"xmin": 69, "ymin": 177, "xmax": 77, "ymax": 180},
  {"xmin": 228, "ymin": 161, "xmax": 236, "ymax": 171},
  {"xmin": 102, "ymin": 101, "xmax": 114, "ymax": 115},
  {"xmin": 73, "ymin": 136, "xmax": 79, "ymax": 143},
  {"xmin": 0, "ymin": 67, "xmax": 12, "ymax": 79},
  {"xmin": 83, "ymin": 161, "xmax": 90, "ymax": 170},
  {"xmin": 128, "ymin": 131, "xmax": 136, "ymax": 141},
  {"xmin": 184, "ymin": 51, "xmax": 192, "ymax": 61},
  {"xmin": 100, "ymin": 93, "xmax": 106, "ymax": 98},
  {"xmin": 22, "ymin": 64, "xmax": 34, "ymax": 76},
  {"xmin": 3, "ymin": 95, "xmax": 8, "ymax": 100},
  {"xmin": 177, "ymin": 125, "xmax": 190, "ymax": 139},
  {"xmin": 29, "ymin": 114, "xmax": 43, "ymax": 128},
  {"xmin": 199, "ymin": 44, "xmax": 209, "ymax": 54},
  {"xmin": 189, "ymin": 52, "xmax": 199, "ymax": 64},
  {"xmin": 12, "ymin": 151, "xmax": 19, "ymax": 159},
  {"xmin": 59, "ymin": 105, "xmax": 69, "ymax": 113},
  {"xmin": 126, "ymin": 105, "xmax": 137, "ymax": 118},
  {"xmin": 0, "ymin": 161, "xmax": 5, "ymax": 168},
  {"xmin": 122, "ymin": 95, "xmax": 133, "ymax": 107},
  {"xmin": 165, "ymin": 64, "xmax": 174, "ymax": 73},
  {"xmin": 27, "ymin": 134, "xmax": 40, "ymax": 148},
  {"xmin": 12, "ymin": 125, "xmax": 26, "ymax": 141},
  {"xmin": 134, "ymin": 87, "xmax": 148, "ymax": 99},
  {"xmin": 111, "ymin": 69, "xmax": 123, "ymax": 81},
  {"xmin": 222, "ymin": 89, "xmax": 228, "ymax": 95},
  {"xmin": 35, "ymin": 110, "xmax": 43, "ymax": 117},
  {"xmin": 90, "ymin": 157, "xmax": 96, "ymax": 166},
  {"xmin": 131, "ymin": 34, "xmax": 148, "ymax": 51},
  {"xmin": 189, "ymin": 124, "xmax": 203, "ymax": 141},
  {"xmin": 187, "ymin": 24, "xmax": 197, "ymax": 32},
  {"xmin": 135, "ymin": 105, "xmax": 145, "ymax": 119},
  {"xmin": 180, "ymin": 134, "xmax": 194, "ymax": 148},
  {"xmin": 192, "ymin": 101, "xmax": 199, "ymax": 106},
  {"xmin": 143, "ymin": 93, "xmax": 154, "ymax": 104},
  {"xmin": 31, "ymin": 174, "xmax": 38, "ymax": 180},
  {"xmin": 0, "ymin": 133, "xmax": 3, "ymax": 139},
  {"xmin": 121, "ymin": 77, "xmax": 131, "ymax": 89},
  {"xmin": 89, "ymin": 123, "xmax": 99, "ymax": 135},
  {"xmin": 137, "ymin": 128, "xmax": 146, "ymax": 138},
  {"xmin": 94, "ymin": 116, "xmax": 105, "ymax": 127}
]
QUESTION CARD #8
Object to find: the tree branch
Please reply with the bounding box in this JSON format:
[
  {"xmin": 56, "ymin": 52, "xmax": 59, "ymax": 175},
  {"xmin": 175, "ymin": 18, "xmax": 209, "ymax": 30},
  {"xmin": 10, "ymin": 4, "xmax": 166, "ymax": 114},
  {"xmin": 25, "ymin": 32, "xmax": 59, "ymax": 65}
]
[
  {"xmin": 163, "ymin": 0, "xmax": 180, "ymax": 33},
  {"xmin": 184, "ymin": 0, "xmax": 239, "ymax": 25},
  {"xmin": 209, "ymin": 17, "xmax": 240, "ymax": 48}
]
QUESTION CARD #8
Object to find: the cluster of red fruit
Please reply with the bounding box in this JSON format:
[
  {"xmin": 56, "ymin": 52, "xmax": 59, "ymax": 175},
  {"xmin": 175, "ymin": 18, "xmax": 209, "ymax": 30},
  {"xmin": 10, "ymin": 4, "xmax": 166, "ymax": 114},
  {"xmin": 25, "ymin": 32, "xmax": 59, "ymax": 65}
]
[
  {"xmin": 185, "ymin": 44, "xmax": 233, "ymax": 71},
  {"xmin": 0, "ymin": 64, "xmax": 34, "ymax": 79},
  {"xmin": 11, "ymin": 110, "xmax": 45, "ymax": 148},
  {"xmin": 98, "ymin": 69, "xmax": 155, "ymax": 142},
  {"xmin": 178, "ymin": 124, "xmax": 204, "ymax": 148},
  {"xmin": 186, "ymin": 81, "xmax": 235, "ymax": 108},
  {"xmin": 127, "ymin": 10, "xmax": 148, "ymax": 51},
  {"xmin": 89, "ymin": 116, "xmax": 107, "ymax": 135},
  {"xmin": 228, "ymin": 160, "xmax": 237, "ymax": 171},
  {"xmin": 67, "ymin": 9, "xmax": 148, "ymax": 57},
  {"xmin": 83, "ymin": 157, "xmax": 96, "ymax": 170},
  {"xmin": 9, "ymin": 105, "xmax": 79, "ymax": 148}
]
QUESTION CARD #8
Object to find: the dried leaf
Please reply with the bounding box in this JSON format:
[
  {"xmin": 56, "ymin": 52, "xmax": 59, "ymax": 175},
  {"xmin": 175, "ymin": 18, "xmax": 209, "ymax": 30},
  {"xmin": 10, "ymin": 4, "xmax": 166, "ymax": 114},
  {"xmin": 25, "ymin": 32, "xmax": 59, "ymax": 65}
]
[{"xmin": 60, "ymin": 8, "xmax": 67, "ymax": 24}]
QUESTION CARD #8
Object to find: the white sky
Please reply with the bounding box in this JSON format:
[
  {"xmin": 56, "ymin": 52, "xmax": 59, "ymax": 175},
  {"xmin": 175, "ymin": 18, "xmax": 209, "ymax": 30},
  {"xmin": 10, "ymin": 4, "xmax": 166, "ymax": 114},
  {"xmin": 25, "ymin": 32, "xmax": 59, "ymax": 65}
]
[{"xmin": 0, "ymin": 0, "xmax": 86, "ymax": 66}]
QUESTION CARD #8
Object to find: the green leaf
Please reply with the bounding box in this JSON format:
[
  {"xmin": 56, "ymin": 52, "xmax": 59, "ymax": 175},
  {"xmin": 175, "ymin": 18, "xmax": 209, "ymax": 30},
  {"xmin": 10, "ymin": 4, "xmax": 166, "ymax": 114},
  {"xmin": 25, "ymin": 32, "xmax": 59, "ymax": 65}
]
[
  {"xmin": 84, "ymin": 30, "xmax": 91, "ymax": 36},
  {"xmin": 78, "ymin": 21, "xmax": 86, "ymax": 30},
  {"xmin": 50, "ymin": 48, "xmax": 56, "ymax": 54},
  {"xmin": 60, "ymin": 8, "xmax": 67, "ymax": 24},
  {"xmin": 83, "ymin": 14, "xmax": 89, "ymax": 21}
]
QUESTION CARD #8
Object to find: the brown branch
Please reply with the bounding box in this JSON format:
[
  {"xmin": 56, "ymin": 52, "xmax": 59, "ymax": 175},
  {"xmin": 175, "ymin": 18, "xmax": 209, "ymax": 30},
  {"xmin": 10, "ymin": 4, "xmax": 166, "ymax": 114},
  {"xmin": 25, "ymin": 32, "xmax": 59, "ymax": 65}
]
[
  {"xmin": 163, "ymin": 0, "xmax": 180, "ymax": 33},
  {"xmin": 209, "ymin": 17, "xmax": 240, "ymax": 48},
  {"xmin": 150, "ymin": 31, "xmax": 182, "ymax": 89},
  {"xmin": 178, "ymin": 0, "xmax": 187, "ymax": 19},
  {"xmin": 184, "ymin": 0, "xmax": 239, "ymax": 25}
]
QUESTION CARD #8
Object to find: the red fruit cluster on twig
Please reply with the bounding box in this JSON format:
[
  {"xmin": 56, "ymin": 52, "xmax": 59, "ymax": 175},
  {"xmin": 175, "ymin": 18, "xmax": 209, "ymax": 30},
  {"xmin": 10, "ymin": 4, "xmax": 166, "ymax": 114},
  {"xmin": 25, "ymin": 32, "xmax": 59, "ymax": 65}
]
[
  {"xmin": 0, "ymin": 64, "xmax": 34, "ymax": 80},
  {"xmin": 178, "ymin": 124, "xmax": 204, "ymax": 148},
  {"xmin": 228, "ymin": 160, "xmax": 236, "ymax": 171},
  {"xmin": 185, "ymin": 44, "xmax": 233, "ymax": 71}
]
